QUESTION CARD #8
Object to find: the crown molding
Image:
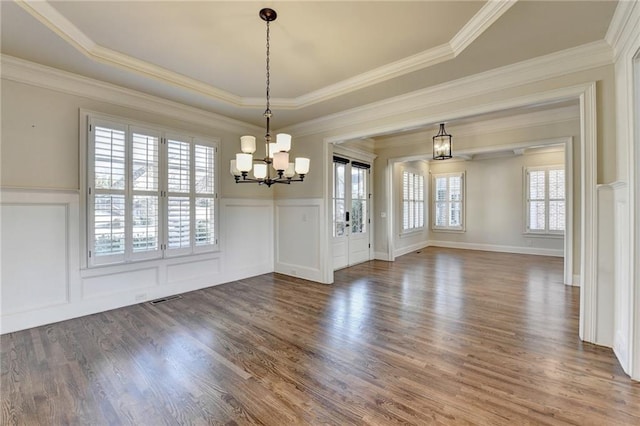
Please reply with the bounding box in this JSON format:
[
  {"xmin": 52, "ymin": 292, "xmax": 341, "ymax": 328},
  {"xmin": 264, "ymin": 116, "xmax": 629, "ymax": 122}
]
[
  {"xmin": 294, "ymin": 43, "xmax": 455, "ymax": 109},
  {"xmin": 450, "ymin": 0, "xmax": 517, "ymax": 54},
  {"xmin": 374, "ymin": 105, "xmax": 578, "ymax": 149},
  {"xmin": 0, "ymin": 55, "xmax": 261, "ymax": 135},
  {"xmin": 283, "ymin": 40, "xmax": 612, "ymax": 139},
  {"xmin": 15, "ymin": 0, "xmax": 516, "ymax": 110},
  {"xmin": 15, "ymin": 0, "xmax": 249, "ymax": 107},
  {"xmin": 605, "ymin": 0, "xmax": 639, "ymax": 61}
]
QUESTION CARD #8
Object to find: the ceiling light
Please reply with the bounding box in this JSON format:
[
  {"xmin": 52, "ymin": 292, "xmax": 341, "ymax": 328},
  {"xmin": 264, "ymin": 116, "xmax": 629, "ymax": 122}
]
[
  {"xmin": 230, "ymin": 8, "xmax": 309, "ymax": 187},
  {"xmin": 433, "ymin": 123, "xmax": 453, "ymax": 160}
]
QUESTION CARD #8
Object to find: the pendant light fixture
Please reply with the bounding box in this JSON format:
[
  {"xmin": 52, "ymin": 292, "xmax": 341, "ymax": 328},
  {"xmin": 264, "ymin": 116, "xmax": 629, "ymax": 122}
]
[
  {"xmin": 230, "ymin": 8, "xmax": 310, "ymax": 187},
  {"xmin": 432, "ymin": 123, "xmax": 453, "ymax": 160}
]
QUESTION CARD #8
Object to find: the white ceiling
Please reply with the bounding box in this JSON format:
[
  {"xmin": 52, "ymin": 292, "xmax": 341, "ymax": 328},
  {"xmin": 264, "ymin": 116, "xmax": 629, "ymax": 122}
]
[{"xmin": 1, "ymin": 1, "xmax": 618, "ymax": 129}]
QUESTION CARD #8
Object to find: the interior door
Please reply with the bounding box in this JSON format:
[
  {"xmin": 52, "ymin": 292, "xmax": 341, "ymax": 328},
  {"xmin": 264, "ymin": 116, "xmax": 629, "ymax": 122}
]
[{"xmin": 332, "ymin": 156, "xmax": 371, "ymax": 270}]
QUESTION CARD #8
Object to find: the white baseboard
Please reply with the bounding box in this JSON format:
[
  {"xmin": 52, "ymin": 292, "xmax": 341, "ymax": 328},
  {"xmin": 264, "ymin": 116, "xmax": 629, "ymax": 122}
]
[
  {"xmin": 428, "ymin": 240, "xmax": 564, "ymax": 257},
  {"xmin": 394, "ymin": 241, "xmax": 430, "ymax": 258},
  {"xmin": 571, "ymin": 274, "xmax": 581, "ymax": 287},
  {"xmin": 374, "ymin": 251, "xmax": 391, "ymax": 261},
  {"xmin": 1, "ymin": 263, "xmax": 272, "ymax": 334}
]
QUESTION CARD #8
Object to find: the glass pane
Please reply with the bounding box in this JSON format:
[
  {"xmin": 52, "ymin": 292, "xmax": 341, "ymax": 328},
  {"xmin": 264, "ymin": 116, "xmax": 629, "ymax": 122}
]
[
  {"xmin": 352, "ymin": 167, "xmax": 367, "ymax": 200},
  {"xmin": 417, "ymin": 200, "xmax": 424, "ymax": 228},
  {"xmin": 403, "ymin": 201, "xmax": 409, "ymax": 230},
  {"xmin": 334, "ymin": 163, "xmax": 345, "ymax": 199},
  {"xmin": 435, "ymin": 202, "xmax": 447, "ymax": 227},
  {"xmin": 334, "ymin": 199, "xmax": 346, "ymax": 237},
  {"xmin": 195, "ymin": 197, "xmax": 215, "ymax": 246},
  {"xmin": 549, "ymin": 169, "xmax": 565, "ymax": 199},
  {"xmin": 449, "ymin": 202, "xmax": 461, "ymax": 227},
  {"xmin": 168, "ymin": 196, "xmax": 190, "ymax": 249},
  {"xmin": 195, "ymin": 144, "xmax": 215, "ymax": 195},
  {"xmin": 168, "ymin": 139, "xmax": 190, "ymax": 193},
  {"xmin": 435, "ymin": 177, "xmax": 447, "ymax": 201},
  {"xmin": 352, "ymin": 200, "xmax": 366, "ymax": 234},
  {"xmin": 529, "ymin": 200, "xmax": 545, "ymax": 230},
  {"xmin": 132, "ymin": 195, "xmax": 159, "ymax": 252},
  {"xmin": 529, "ymin": 170, "xmax": 545, "ymax": 200},
  {"xmin": 94, "ymin": 126, "xmax": 125, "ymax": 190},
  {"xmin": 403, "ymin": 172, "xmax": 409, "ymax": 200},
  {"xmin": 549, "ymin": 200, "xmax": 565, "ymax": 231},
  {"xmin": 449, "ymin": 176, "xmax": 462, "ymax": 201},
  {"xmin": 132, "ymin": 132, "xmax": 159, "ymax": 191},
  {"xmin": 94, "ymin": 194, "xmax": 125, "ymax": 255}
]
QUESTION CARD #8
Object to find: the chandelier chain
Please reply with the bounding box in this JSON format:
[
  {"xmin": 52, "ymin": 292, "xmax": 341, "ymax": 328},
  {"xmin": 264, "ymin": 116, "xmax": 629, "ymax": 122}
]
[{"xmin": 265, "ymin": 20, "xmax": 271, "ymax": 115}]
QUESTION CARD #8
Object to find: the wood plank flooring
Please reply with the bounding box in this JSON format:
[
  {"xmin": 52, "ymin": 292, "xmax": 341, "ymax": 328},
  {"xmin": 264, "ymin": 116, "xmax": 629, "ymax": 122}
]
[{"xmin": 2, "ymin": 248, "xmax": 639, "ymax": 425}]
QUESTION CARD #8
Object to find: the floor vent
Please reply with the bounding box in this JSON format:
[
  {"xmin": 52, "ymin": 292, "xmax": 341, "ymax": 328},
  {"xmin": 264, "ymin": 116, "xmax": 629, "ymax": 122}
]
[{"xmin": 149, "ymin": 295, "xmax": 183, "ymax": 305}]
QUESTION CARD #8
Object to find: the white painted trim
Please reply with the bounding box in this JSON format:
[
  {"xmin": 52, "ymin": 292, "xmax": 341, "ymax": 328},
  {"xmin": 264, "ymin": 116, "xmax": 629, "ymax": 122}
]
[
  {"xmin": 325, "ymin": 82, "xmax": 597, "ymax": 348},
  {"xmin": 605, "ymin": 0, "xmax": 639, "ymax": 62},
  {"xmin": 386, "ymin": 159, "xmax": 396, "ymax": 262},
  {"xmin": 330, "ymin": 146, "xmax": 376, "ymax": 266},
  {"xmin": 1, "ymin": 55, "xmax": 261, "ymax": 135},
  {"xmin": 579, "ymin": 82, "xmax": 599, "ymax": 344},
  {"xmin": 374, "ymin": 106, "xmax": 578, "ymax": 149},
  {"xmin": 374, "ymin": 251, "xmax": 391, "ymax": 261},
  {"xmin": 450, "ymin": 0, "xmax": 517, "ymax": 54},
  {"xmin": 630, "ymin": 38, "xmax": 640, "ymax": 381},
  {"xmin": 322, "ymin": 141, "xmax": 334, "ymax": 284},
  {"xmin": 428, "ymin": 240, "xmax": 563, "ymax": 257},
  {"xmin": 394, "ymin": 241, "xmax": 429, "ymax": 258},
  {"xmin": 274, "ymin": 198, "xmax": 328, "ymax": 284},
  {"xmin": 572, "ymin": 275, "xmax": 581, "ymax": 287},
  {"xmin": 564, "ymin": 138, "xmax": 574, "ymax": 287},
  {"xmin": 607, "ymin": 0, "xmax": 640, "ymax": 380},
  {"xmin": 14, "ymin": 1, "xmax": 243, "ymax": 106},
  {"xmin": 14, "ymin": 0, "xmax": 514, "ymax": 110},
  {"xmin": 332, "ymin": 144, "xmax": 377, "ymax": 163},
  {"xmin": 285, "ymin": 41, "xmax": 612, "ymax": 139}
]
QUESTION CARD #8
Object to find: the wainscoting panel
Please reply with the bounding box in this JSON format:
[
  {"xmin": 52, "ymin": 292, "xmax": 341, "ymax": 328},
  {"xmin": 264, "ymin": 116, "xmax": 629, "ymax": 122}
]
[
  {"xmin": 1, "ymin": 203, "xmax": 69, "ymax": 314},
  {"xmin": 166, "ymin": 257, "xmax": 221, "ymax": 285},
  {"xmin": 221, "ymin": 199, "xmax": 274, "ymax": 280},
  {"xmin": 82, "ymin": 267, "xmax": 159, "ymax": 299},
  {"xmin": 1, "ymin": 191, "xmax": 275, "ymax": 334},
  {"xmin": 275, "ymin": 198, "xmax": 324, "ymax": 282}
]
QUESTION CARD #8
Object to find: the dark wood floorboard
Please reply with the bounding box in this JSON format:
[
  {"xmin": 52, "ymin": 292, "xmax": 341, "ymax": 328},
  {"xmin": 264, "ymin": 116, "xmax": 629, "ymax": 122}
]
[{"xmin": 2, "ymin": 248, "xmax": 639, "ymax": 425}]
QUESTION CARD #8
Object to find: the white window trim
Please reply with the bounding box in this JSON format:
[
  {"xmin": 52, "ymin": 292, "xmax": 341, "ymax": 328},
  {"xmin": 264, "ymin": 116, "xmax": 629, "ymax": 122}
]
[
  {"xmin": 431, "ymin": 171, "xmax": 466, "ymax": 232},
  {"xmin": 83, "ymin": 110, "xmax": 219, "ymax": 268},
  {"xmin": 524, "ymin": 165, "xmax": 565, "ymax": 236},
  {"xmin": 401, "ymin": 168, "xmax": 426, "ymax": 234}
]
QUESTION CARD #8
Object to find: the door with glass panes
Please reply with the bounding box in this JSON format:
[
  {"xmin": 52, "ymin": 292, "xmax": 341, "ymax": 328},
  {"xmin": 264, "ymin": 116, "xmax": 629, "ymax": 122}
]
[{"xmin": 332, "ymin": 156, "xmax": 371, "ymax": 270}]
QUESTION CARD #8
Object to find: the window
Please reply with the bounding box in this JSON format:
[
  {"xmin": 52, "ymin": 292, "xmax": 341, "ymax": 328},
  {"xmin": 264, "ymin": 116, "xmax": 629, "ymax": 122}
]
[
  {"xmin": 332, "ymin": 157, "xmax": 347, "ymax": 237},
  {"xmin": 525, "ymin": 166, "xmax": 565, "ymax": 234},
  {"xmin": 432, "ymin": 172, "xmax": 464, "ymax": 231},
  {"xmin": 332, "ymin": 156, "xmax": 370, "ymax": 237},
  {"xmin": 351, "ymin": 162, "xmax": 369, "ymax": 234},
  {"xmin": 87, "ymin": 115, "xmax": 218, "ymax": 266},
  {"xmin": 402, "ymin": 170, "xmax": 425, "ymax": 232}
]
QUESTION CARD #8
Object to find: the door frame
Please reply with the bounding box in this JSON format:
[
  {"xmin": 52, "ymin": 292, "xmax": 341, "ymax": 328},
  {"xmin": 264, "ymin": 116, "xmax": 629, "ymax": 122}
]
[
  {"xmin": 321, "ymin": 82, "xmax": 597, "ymax": 344},
  {"xmin": 331, "ymin": 144, "xmax": 377, "ymax": 270}
]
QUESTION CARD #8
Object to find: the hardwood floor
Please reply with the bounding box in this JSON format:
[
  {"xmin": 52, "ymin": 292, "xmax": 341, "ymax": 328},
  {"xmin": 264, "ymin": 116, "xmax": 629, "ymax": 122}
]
[{"xmin": 2, "ymin": 248, "xmax": 639, "ymax": 425}]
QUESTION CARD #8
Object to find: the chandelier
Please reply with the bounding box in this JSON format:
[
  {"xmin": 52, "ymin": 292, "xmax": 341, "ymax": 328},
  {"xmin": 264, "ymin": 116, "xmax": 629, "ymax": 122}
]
[
  {"xmin": 230, "ymin": 8, "xmax": 310, "ymax": 187},
  {"xmin": 432, "ymin": 123, "xmax": 453, "ymax": 160}
]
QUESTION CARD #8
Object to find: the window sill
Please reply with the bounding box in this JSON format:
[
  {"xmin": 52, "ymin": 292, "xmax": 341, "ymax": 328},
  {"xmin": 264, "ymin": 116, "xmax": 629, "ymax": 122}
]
[
  {"xmin": 84, "ymin": 248, "xmax": 220, "ymax": 271},
  {"xmin": 523, "ymin": 232, "xmax": 564, "ymax": 239},
  {"xmin": 431, "ymin": 228, "xmax": 465, "ymax": 234},
  {"xmin": 400, "ymin": 229, "xmax": 427, "ymax": 238}
]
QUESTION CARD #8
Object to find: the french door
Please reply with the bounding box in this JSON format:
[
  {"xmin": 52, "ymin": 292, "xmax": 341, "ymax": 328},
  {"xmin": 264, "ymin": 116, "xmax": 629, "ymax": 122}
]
[{"xmin": 332, "ymin": 156, "xmax": 371, "ymax": 270}]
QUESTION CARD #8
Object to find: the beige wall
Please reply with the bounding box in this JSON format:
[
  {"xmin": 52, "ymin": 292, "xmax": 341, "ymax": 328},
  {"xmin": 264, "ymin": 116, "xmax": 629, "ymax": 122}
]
[
  {"xmin": 428, "ymin": 150, "xmax": 565, "ymax": 251},
  {"xmin": 277, "ymin": 65, "xmax": 615, "ymax": 201},
  {"xmin": 1, "ymin": 79, "xmax": 271, "ymax": 199},
  {"xmin": 371, "ymin": 119, "xmax": 580, "ymax": 265}
]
